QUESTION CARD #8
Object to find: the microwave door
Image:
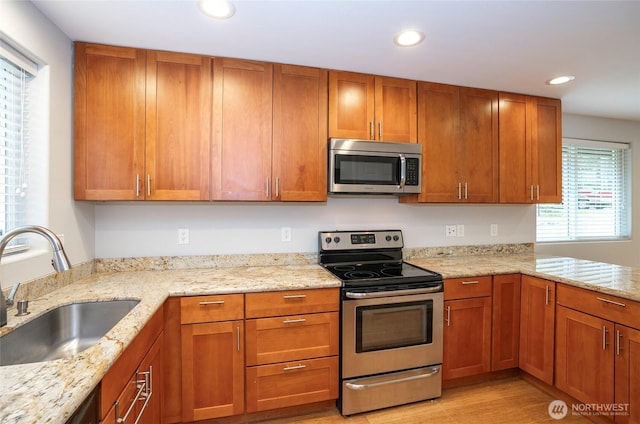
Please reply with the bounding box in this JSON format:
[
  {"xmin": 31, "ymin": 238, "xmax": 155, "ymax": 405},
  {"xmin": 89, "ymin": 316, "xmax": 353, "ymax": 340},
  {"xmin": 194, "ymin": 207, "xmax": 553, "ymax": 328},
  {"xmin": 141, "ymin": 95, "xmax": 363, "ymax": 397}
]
[{"xmin": 332, "ymin": 153, "xmax": 401, "ymax": 193}]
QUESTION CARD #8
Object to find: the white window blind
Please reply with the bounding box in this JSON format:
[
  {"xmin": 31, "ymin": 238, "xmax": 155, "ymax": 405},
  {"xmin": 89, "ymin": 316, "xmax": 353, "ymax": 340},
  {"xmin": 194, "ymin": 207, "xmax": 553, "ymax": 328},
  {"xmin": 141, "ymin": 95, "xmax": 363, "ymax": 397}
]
[
  {"xmin": 537, "ymin": 138, "xmax": 631, "ymax": 242},
  {"xmin": 0, "ymin": 52, "xmax": 34, "ymax": 245}
]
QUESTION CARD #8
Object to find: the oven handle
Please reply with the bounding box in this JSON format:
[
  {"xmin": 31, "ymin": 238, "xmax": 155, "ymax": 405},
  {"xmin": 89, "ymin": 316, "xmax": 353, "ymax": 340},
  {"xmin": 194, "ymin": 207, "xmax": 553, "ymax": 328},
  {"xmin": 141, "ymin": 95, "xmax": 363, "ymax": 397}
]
[
  {"xmin": 344, "ymin": 284, "xmax": 442, "ymax": 299},
  {"xmin": 345, "ymin": 366, "xmax": 441, "ymax": 390}
]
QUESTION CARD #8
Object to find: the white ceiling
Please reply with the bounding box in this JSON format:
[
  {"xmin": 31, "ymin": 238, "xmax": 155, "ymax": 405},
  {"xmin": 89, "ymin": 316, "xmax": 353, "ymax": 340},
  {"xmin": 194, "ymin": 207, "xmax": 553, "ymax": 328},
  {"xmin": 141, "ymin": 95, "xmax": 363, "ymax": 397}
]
[{"xmin": 31, "ymin": 0, "xmax": 640, "ymax": 121}]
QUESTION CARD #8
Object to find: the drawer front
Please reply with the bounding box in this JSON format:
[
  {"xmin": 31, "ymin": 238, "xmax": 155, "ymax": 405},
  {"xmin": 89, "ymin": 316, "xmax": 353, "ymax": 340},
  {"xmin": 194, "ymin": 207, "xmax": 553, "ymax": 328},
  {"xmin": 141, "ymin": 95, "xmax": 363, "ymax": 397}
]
[
  {"xmin": 245, "ymin": 288, "xmax": 339, "ymax": 318},
  {"xmin": 245, "ymin": 312, "xmax": 339, "ymax": 366},
  {"xmin": 444, "ymin": 276, "xmax": 492, "ymax": 300},
  {"xmin": 180, "ymin": 294, "xmax": 244, "ymax": 324},
  {"xmin": 556, "ymin": 284, "xmax": 640, "ymax": 330},
  {"xmin": 245, "ymin": 356, "xmax": 339, "ymax": 413}
]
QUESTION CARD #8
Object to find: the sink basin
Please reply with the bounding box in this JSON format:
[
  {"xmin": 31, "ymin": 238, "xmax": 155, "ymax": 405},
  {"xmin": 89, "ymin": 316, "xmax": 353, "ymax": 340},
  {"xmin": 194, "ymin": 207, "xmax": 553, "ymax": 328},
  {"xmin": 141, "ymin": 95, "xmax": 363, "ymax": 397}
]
[{"xmin": 0, "ymin": 299, "xmax": 140, "ymax": 366}]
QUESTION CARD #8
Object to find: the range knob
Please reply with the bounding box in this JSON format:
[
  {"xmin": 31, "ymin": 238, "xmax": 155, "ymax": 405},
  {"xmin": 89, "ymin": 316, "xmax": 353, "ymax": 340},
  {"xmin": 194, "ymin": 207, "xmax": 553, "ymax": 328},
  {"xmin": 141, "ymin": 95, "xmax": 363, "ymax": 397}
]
[
  {"xmin": 333, "ymin": 236, "xmax": 341, "ymax": 243},
  {"xmin": 385, "ymin": 235, "xmax": 392, "ymax": 241},
  {"xmin": 325, "ymin": 237, "xmax": 332, "ymax": 244},
  {"xmin": 393, "ymin": 235, "xmax": 400, "ymax": 241}
]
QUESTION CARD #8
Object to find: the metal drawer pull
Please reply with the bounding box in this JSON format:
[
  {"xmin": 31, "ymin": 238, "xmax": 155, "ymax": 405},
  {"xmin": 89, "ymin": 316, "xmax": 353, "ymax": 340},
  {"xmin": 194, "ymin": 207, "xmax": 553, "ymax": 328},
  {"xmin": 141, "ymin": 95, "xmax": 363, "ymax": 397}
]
[
  {"xmin": 602, "ymin": 326, "xmax": 609, "ymax": 351},
  {"xmin": 283, "ymin": 318, "xmax": 307, "ymax": 324},
  {"xmin": 616, "ymin": 330, "xmax": 623, "ymax": 356},
  {"xmin": 283, "ymin": 294, "xmax": 307, "ymax": 299},
  {"xmin": 545, "ymin": 285, "xmax": 550, "ymax": 306},
  {"xmin": 199, "ymin": 300, "xmax": 225, "ymax": 305},
  {"xmin": 236, "ymin": 326, "xmax": 240, "ymax": 352},
  {"xmin": 461, "ymin": 280, "xmax": 479, "ymax": 285},
  {"xmin": 596, "ymin": 297, "xmax": 626, "ymax": 308},
  {"xmin": 345, "ymin": 367, "xmax": 440, "ymax": 390},
  {"xmin": 283, "ymin": 364, "xmax": 306, "ymax": 371}
]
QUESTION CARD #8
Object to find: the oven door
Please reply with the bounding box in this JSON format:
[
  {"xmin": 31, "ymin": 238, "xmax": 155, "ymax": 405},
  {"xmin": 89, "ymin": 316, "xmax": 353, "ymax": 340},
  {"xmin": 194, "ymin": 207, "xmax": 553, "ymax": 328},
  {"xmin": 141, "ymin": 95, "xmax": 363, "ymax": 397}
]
[{"xmin": 342, "ymin": 289, "xmax": 443, "ymax": 378}]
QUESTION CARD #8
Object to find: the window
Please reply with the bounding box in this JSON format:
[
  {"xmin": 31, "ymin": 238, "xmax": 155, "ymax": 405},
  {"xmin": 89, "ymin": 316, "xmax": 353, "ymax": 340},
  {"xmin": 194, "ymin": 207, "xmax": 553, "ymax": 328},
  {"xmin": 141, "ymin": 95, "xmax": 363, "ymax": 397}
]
[
  {"xmin": 537, "ymin": 138, "xmax": 631, "ymax": 242},
  {"xmin": 0, "ymin": 42, "xmax": 38, "ymax": 250}
]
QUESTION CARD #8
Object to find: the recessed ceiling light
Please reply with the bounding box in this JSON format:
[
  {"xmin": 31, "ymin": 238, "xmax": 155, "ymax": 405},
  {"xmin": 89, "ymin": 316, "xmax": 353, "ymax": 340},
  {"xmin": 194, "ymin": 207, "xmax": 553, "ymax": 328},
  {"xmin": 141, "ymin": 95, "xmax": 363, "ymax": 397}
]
[
  {"xmin": 394, "ymin": 30, "xmax": 425, "ymax": 47},
  {"xmin": 546, "ymin": 75, "xmax": 575, "ymax": 85},
  {"xmin": 199, "ymin": 0, "xmax": 236, "ymax": 19}
]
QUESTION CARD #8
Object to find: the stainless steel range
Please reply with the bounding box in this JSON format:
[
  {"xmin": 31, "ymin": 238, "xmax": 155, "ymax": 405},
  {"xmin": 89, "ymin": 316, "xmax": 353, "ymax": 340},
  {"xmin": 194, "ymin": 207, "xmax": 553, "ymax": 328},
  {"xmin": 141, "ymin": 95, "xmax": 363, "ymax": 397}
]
[{"xmin": 318, "ymin": 230, "xmax": 443, "ymax": 415}]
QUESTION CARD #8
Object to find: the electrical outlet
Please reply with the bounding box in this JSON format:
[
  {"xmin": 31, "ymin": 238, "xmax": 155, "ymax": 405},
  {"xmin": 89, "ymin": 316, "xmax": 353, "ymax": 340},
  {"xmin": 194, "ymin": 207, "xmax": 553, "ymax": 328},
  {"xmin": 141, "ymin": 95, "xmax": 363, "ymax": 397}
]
[
  {"xmin": 457, "ymin": 224, "xmax": 465, "ymax": 237},
  {"xmin": 281, "ymin": 227, "xmax": 292, "ymax": 242},
  {"xmin": 178, "ymin": 228, "xmax": 189, "ymax": 244},
  {"xmin": 490, "ymin": 224, "xmax": 498, "ymax": 236},
  {"xmin": 445, "ymin": 225, "xmax": 457, "ymax": 237}
]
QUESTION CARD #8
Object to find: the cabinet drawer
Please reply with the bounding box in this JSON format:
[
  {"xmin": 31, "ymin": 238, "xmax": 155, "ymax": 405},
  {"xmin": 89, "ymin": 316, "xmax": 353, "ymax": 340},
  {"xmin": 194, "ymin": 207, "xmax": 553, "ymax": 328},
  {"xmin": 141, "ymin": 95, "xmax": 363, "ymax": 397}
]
[
  {"xmin": 444, "ymin": 276, "xmax": 492, "ymax": 300},
  {"xmin": 556, "ymin": 284, "xmax": 640, "ymax": 330},
  {"xmin": 180, "ymin": 294, "xmax": 244, "ymax": 324},
  {"xmin": 245, "ymin": 356, "xmax": 339, "ymax": 413},
  {"xmin": 246, "ymin": 312, "xmax": 339, "ymax": 366},
  {"xmin": 245, "ymin": 288, "xmax": 339, "ymax": 318}
]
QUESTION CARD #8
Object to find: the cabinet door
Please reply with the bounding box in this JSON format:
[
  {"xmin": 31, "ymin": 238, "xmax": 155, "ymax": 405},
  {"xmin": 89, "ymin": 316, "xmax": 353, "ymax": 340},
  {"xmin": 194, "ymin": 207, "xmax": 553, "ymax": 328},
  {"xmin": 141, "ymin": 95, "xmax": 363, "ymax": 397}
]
[
  {"xmin": 145, "ymin": 51, "xmax": 212, "ymax": 200},
  {"xmin": 519, "ymin": 276, "xmax": 555, "ymax": 385},
  {"xmin": 498, "ymin": 92, "xmax": 532, "ymax": 203},
  {"xmin": 532, "ymin": 96, "xmax": 562, "ymax": 203},
  {"xmin": 443, "ymin": 297, "xmax": 492, "ymax": 380},
  {"xmin": 138, "ymin": 332, "xmax": 164, "ymax": 424},
  {"xmin": 492, "ymin": 274, "xmax": 521, "ymax": 371},
  {"xmin": 555, "ymin": 306, "xmax": 614, "ymax": 405},
  {"xmin": 328, "ymin": 71, "xmax": 375, "ymax": 139},
  {"xmin": 460, "ymin": 87, "xmax": 499, "ymax": 203},
  {"xmin": 406, "ymin": 82, "xmax": 460, "ymax": 203},
  {"xmin": 162, "ymin": 298, "xmax": 182, "ymax": 423},
  {"xmin": 375, "ymin": 76, "xmax": 417, "ymax": 142},
  {"xmin": 74, "ymin": 43, "xmax": 145, "ymax": 200},
  {"xmin": 181, "ymin": 320, "xmax": 244, "ymax": 421},
  {"xmin": 615, "ymin": 324, "xmax": 640, "ymax": 424},
  {"xmin": 212, "ymin": 58, "xmax": 273, "ymax": 200},
  {"xmin": 272, "ymin": 64, "xmax": 328, "ymax": 201}
]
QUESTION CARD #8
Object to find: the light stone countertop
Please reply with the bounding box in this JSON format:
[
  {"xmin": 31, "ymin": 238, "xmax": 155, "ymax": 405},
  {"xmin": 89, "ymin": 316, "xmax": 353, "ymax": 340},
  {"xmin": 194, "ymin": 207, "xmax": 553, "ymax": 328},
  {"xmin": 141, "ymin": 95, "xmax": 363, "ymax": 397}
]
[{"xmin": 2, "ymin": 253, "xmax": 640, "ymax": 423}]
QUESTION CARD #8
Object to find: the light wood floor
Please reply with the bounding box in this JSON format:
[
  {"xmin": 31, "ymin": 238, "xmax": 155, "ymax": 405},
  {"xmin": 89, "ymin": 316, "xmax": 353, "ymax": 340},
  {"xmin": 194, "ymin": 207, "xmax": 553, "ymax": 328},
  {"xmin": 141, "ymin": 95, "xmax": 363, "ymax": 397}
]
[{"xmin": 261, "ymin": 377, "xmax": 592, "ymax": 424}]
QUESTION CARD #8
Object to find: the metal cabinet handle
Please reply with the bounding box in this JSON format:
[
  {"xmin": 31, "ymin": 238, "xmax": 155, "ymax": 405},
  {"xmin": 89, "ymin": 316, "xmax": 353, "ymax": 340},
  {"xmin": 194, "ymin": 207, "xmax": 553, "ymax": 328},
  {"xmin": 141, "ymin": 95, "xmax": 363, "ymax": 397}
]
[
  {"xmin": 236, "ymin": 326, "xmax": 240, "ymax": 352},
  {"xmin": 266, "ymin": 176, "xmax": 270, "ymax": 198},
  {"xmin": 136, "ymin": 175, "xmax": 141, "ymax": 197},
  {"xmin": 530, "ymin": 185, "xmax": 534, "ymax": 201},
  {"xmin": 147, "ymin": 175, "xmax": 151, "ymax": 197},
  {"xmin": 464, "ymin": 182, "xmax": 468, "ymax": 200},
  {"xmin": 199, "ymin": 300, "xmax": 225, "ymax": 305},
  {"xmin": 283, "ymin": 318, "xmax": 306, "ymax": 324},
  {"xmin": 545, "ymin": 285, "xmax": 550, "ymax": 306},
  {"xmin": 461, "ymin": 280, "xmax": 479, "ymax": 285},
  {"xmin": 602, "ymin": 326, "xmax": 609, "ymax": 351},
  {"xmin": 378, "ymin": 121, "xmax": 382, "ymax": 139},
  {"xmin": 283, "ymin": 294, "xmax": 306, "ymax": 299},
  {"xmin": 445, "ymin": 306, "xmax": 451, "ymax": 327},
  {"xmin": 275, "ymin": 177, "xmax": 279, "ymax": 198},
  {"xmin": 115, "ymin": 365, "xmax": 152, "ymax": 424},
  {"xmin": 458, "ymin": 183, "xmax": 462, "ymax": 200},
  {"xmin": 283, "ymin": 364, "xmax": 306, "ymax": 371},
  {"xmin": 370, "ymin": 121, "xmax": 374, "ymax": 139},
  {"xmin": 536, "ymin": 185, "xmax": 540, "ymax": 201},
  {"xmin": 616, "ymin": 330, "xmax": 622, "ymax": 356},
  {"xmin": 596, "ymin": 297, "xmax": 626, "ymax": 308}
]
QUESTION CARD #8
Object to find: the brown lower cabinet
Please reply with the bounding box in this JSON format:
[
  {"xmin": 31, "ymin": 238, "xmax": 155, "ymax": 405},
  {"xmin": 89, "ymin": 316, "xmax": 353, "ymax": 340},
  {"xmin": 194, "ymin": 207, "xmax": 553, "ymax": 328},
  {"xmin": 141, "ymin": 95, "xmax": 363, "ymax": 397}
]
[
  {"xmin": 556, "ymin": 284, "xmax": 640, "ymax": 423},
  {"xmin": 492, "ymin": 274, "xmax": 521, "ymax": 371}
]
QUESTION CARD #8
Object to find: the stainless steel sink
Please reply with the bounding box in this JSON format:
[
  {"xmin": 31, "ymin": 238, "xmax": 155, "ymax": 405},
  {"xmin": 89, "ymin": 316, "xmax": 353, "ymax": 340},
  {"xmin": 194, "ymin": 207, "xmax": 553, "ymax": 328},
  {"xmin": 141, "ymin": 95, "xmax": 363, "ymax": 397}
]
[{"xmin": 0, "ymin": 299, "xmax": 140, "ymax": 366}]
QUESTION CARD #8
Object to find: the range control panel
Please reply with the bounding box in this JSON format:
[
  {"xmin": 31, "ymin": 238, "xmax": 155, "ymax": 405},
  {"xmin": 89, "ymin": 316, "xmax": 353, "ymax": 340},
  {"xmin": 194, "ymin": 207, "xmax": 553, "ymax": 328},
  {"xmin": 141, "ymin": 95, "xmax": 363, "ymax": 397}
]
[{"xmin": 319, "ymin": 230, "xmax": 404, "ymax": 251}]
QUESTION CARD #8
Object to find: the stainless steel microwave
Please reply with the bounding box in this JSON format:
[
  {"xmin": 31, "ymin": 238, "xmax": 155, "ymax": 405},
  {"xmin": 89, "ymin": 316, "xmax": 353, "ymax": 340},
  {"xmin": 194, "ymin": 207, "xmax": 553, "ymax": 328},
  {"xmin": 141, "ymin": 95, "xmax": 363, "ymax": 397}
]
[{"xmin": 328, "ymin": 138, "xmax": 422, "ymax": 195}]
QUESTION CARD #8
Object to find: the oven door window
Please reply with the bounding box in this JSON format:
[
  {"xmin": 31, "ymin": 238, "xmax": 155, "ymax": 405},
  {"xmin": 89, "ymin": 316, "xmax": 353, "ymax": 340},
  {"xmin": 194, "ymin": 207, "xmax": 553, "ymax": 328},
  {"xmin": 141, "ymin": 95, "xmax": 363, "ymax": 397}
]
[
  {"xmin": 356, "ymin": 300, "xmax": 433, "ymax": 352},
  {"xmin": 334, "ymin": 154, "xmax": 400, "ymax": 186}
]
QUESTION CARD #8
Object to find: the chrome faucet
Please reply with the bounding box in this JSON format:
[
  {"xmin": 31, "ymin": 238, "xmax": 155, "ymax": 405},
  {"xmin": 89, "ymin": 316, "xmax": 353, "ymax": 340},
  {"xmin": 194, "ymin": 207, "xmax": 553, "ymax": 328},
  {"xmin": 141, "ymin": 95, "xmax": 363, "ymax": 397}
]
[{"xmin": 0, "ymin": 225, "xmax": 72, "ymax": 327}]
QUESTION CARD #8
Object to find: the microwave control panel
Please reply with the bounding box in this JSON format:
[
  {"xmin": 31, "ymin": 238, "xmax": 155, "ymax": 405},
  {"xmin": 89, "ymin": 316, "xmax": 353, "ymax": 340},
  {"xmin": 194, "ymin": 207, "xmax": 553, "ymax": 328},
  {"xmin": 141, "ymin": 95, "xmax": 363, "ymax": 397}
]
[{"xmin": 406, "ymin": 158, "xmax": 419, "ymax": 186}]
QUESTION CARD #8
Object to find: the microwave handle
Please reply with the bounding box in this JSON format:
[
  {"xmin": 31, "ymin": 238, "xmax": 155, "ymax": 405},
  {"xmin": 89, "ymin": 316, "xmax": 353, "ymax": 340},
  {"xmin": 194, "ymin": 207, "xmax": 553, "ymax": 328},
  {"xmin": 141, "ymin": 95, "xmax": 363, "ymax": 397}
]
[{"xmin": 399, "ymin": 154, "xmax": 406, "ymax": 188}]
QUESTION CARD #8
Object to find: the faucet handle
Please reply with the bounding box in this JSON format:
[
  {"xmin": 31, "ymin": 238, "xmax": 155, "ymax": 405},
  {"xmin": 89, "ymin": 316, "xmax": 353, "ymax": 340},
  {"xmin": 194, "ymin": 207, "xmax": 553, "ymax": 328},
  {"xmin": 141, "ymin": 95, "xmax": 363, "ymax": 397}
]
[{"xmin": 6, "ymin": 282, "xmax": 20, "ymax": 307}]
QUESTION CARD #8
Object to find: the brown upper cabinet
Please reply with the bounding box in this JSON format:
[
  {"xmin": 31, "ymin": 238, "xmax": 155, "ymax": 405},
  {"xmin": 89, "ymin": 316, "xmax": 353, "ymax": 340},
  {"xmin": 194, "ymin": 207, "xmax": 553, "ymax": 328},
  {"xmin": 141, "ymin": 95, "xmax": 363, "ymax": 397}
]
[
  {"xmin": 328, "ymin": 71, "xmax": 417, "ymax": 142},
  {"xmin": 74, "ymin": 43, "xmax": 212, "ymax": 201},
  {"xmin": 211, "ymin": 59, "xmax": 328, "ymax": 201},
  {"xmin": 401, "ymin": 83, "xmax": 498, "ymax": 203},
  {"xmin": 499, "ymin": 93, "xmax": 562, "ymax": 203}
]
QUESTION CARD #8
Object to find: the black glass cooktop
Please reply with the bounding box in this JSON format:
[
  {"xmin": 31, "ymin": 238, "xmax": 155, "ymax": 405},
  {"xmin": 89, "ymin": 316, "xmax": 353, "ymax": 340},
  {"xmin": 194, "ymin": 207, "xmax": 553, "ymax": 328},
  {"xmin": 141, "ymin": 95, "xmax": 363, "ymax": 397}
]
[{"xmin": 323, "ymin": 261, "xmax": 442, "ymax": 287}]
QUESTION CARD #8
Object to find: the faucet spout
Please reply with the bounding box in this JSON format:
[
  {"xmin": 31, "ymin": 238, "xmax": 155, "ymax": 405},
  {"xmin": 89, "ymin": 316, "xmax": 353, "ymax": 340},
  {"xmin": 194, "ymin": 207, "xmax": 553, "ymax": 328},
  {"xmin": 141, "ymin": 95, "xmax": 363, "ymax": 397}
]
[{"xmin": 0, "ymin": 225, "xmax": 72, "ymax": 327}]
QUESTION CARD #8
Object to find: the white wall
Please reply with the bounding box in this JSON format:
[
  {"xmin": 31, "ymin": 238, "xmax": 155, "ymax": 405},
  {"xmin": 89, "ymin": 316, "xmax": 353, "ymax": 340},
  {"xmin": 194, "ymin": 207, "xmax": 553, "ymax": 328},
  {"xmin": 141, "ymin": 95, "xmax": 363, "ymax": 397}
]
[
  {"xmin": 535, "ymin": 114, "xmax": 640, "ymax": 267},
  {"xmin": 95, "ymin": 200, "xmax": 535, "ymax": 258},
  {"xmin": 0, "ymin": 0, "xmax": 95, "ymax": 289}
]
